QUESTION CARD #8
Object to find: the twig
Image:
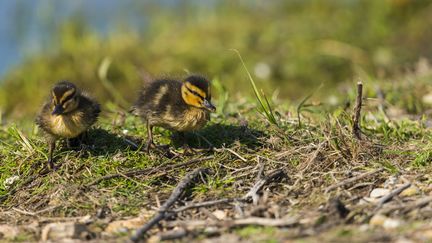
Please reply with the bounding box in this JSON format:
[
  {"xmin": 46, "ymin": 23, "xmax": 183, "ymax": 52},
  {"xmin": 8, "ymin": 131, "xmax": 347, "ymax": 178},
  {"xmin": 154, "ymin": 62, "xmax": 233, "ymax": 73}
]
[
  {"xmin": 131, "ymin": 168, "xmax": 210, "ymax": 242},
  {"xmin": 375, "ymin": 183, "xmax": 411, "ymax": 210},
  {"xmin": 165, "ymin": 216, "xmax": 298, "ymax": 229},
  {"xmin": 225, "ymin": 148, "xmax": 247, "ymax": 162},
  {"xmin": 149, "ymin": 229, "xmax": 189, "ymax": 241},
  {"xmin": 401, "ymin": 196, "xmax": 432, "ymax": 213},
  {"xmin": 379, "ymin": 196, "xmax": 432, "ymax": 215},
  {"xmin": 325, "ymin": 168, "xmax": 384, "ymax": 193},
  {"xmin": 173, "ymin": 198, "xmax": 241, "ymax": 213},
  {"xmin": 352, "ymin": 81, "xmax": 363, "ymax": 139},
  {"xmin": 243, "ymin": 169, "xmax": 286, "ymax": 205},
  {"xmin": 256, "ymin": 162, "xmax": 265, "ymax": 181},
  {"xmin": 85, "ymin": 156, "xmax": 213, "ymax": 188},
  {"xmin": 123, "ymin": 138, "xmax": 139, "ymax": 150}
]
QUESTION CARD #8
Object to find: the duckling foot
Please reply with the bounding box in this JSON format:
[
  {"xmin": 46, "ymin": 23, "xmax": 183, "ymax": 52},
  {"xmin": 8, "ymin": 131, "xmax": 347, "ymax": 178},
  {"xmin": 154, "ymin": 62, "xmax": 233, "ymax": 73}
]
[
  {"xmin": 182, "ymin": 144, "xmax": 196, "ymax": 155},
  {"xmin": 143, "ymin": 140, "xmax": 156, "ymax": 152},
  {"xmin": 46, "ymin": 159, "xmax": 60, "ymax": 171},
  {"xmin": 47, "ymin": 159, "xmax": 55, "ymax": 170}
]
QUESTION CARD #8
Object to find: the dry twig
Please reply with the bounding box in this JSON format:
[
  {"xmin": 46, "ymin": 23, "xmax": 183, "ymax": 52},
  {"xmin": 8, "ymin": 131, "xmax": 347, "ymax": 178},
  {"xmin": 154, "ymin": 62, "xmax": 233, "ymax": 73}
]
[
  {"xmin": 173, "ymin": 198, "xmax": 240, "ymax": 213},
  {"xmin": 325, "ymin": 168, "xmax": 384, "ymax": 193},
  {"xmin": 130, "ymin": 167, "xmax": 210, "ymax": 242},
  {"xmin": 380, "ymin": 196, "xmax": 432, "ymax": 215},
  {"xmin": 352, "ymin": 81, "xmax": 363, "ymax": 139},
  {"xmin": 164, "ymin": 216, "xmax": 298, "ymax": 229},
  {"xmin": 375, "ymin": 183, "xmax": 411, "ymax": 210},
  {"xmin": 243, "ymin": 169, "xmax": 286, "ymax": 205},
  {"xmin": 149, "ymin": 229, "xmax": 189, "ymax": 241}
]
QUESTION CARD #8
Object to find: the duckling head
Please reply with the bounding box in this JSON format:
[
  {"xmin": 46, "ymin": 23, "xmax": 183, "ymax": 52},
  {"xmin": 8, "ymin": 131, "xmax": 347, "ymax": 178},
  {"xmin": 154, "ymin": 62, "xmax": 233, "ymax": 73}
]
[
  {"xmin": 181, "ymin": 75, "xmax": 216, "ymax": 112},
  {"xmin": 51, "ymin": 81, "xmax": 79, "ymax": 115}
]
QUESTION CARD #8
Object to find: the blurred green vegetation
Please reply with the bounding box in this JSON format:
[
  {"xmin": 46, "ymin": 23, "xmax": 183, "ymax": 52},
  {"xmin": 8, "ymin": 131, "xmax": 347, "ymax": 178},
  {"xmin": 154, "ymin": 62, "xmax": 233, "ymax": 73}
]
[{"xmin": 1, "ymin": 0, "xmax": 432, "ymax": 118}]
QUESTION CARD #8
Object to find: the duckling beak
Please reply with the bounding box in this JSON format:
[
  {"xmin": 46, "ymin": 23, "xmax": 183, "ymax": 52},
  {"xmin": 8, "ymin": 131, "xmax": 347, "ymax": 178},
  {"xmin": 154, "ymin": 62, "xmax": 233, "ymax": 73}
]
[
  {"xmin": 52, "ymin": 105, "xmax": 64, "ymax": 116},
  {"xmin": 203, "ymin": 99, "xmax": 216, "ymax": 112}
]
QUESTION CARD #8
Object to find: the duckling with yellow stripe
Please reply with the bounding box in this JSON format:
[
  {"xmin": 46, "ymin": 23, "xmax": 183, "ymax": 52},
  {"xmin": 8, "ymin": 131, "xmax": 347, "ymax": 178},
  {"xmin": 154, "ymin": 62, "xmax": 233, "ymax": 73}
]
[
  {"xmin": 132, "ymin": 75, "xmax": 216, "ymax": 151},
  {"xmin": 36, "ymin": 81, "xmax": 100, "ymax": 169}
]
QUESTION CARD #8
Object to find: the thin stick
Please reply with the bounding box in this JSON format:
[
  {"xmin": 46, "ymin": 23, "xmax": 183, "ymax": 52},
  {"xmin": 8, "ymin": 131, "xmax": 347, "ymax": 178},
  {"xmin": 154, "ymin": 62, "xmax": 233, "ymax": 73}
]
[
  {"xmin": 352, "ymin": 81, "xmax": 363, "ymax": 139},
  {"xmin": 325, "ymin": 168, "xmax": 384, "ymax": 193},
  {"xmin": 149, "ymin": 229, "xmax": 189, "ymax": 241},
  {"xmin": 165, "ymin": 216, "xmax": 298, "ymax": 229},
  {"xmin": 379, "ymin": 196, "xmax": 432, "ymax": 215},
  {"xmin": 173, "ymin": 198, "xmax": 241, "ymax": 213},
  {"xmin": 130, "ymin": 168, "xmax": 210, "ymax": 242},
  {"xmin": 243, "ymin": 169, "xmax": 286, "ymax": 205},
  {"xmin": 85, "ymin": 156, "xmax": 213, "ymax": 188},
  {"xmin": 375, "ymin": 183, "xmax": 411, "ymax": 210},
  {"xmin": 225, "ymin": 148, "xmax": 247, "ymax": 162}
]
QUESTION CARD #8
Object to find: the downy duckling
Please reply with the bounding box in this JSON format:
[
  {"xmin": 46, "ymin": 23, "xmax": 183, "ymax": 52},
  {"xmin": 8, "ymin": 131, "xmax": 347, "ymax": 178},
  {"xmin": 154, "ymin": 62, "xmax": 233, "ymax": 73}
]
[
  {"xmin": 132, "ymin": 75, "xmax": 216, "ymax": 151},
  {"xmin": 36, "ymin": 81, "xmax": 100, "ymax": 169}
]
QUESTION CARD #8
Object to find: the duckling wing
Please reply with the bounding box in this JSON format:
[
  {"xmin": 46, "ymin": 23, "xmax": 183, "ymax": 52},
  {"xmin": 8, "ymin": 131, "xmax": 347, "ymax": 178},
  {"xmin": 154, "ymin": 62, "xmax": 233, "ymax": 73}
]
[
  {"xmin": 35, "ymin": 101, "xmax": 53, "ymax": 132},
  {"xmin": 133, "ymin": 79, "xmax": 187, "ymax": 119},
  {"xmin": 78, "ymin": 94, "xmax": 101, "ymax": 126}
]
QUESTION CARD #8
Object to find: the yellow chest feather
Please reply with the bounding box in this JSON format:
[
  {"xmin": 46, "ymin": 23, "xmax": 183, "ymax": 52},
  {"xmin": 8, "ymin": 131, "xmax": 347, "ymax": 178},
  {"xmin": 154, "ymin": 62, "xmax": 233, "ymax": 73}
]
[{"xmin": 49, "ymin": 112, "xmax": 87, "ymax": 138}]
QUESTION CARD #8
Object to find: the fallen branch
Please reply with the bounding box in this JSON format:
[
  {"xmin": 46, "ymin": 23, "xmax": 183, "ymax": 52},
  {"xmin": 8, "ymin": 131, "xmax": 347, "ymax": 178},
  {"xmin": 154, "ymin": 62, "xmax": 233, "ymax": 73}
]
[
  {"xmin": 85, "ymin": 156, "xmax": 213, "ymax": 188},
  {"xmin": 165, "ymin": 216, "xmax": 298, "ymax": 229},
  {"xmin": 173, "ymin": 198, "xmax": 241, "ymax": 213},
  {"xmin": 130, "ymin": 168, "xmax": 210, "ymax": 242},
  {"xmin": 379, "ymin": 196, "xmax": 432, "ymax": 215},
  {"xmin": 375, "ymin": 183, "xmax": 411, "ymax": 210},
  {"xmin": 352, "ymin": 81, "xmax": 363, "ymax": 139},
  {"xmin": 243, "ymin": 169, "xmax": 286, "ymax": 205},
  {"xmin": 401, "ymin": 196, "xmax": 432, "ymax": 213},
  {"xmin": 149, "ymin": 228, "xmax": 189, "ymax": 242},
  {"xmin": 325, "ymin": 168, "xmax": 384, "ymax": 193}
]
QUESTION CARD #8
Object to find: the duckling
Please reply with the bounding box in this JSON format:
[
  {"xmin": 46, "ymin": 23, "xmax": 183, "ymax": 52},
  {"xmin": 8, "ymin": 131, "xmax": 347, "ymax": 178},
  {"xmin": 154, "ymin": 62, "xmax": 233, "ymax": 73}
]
[
  {"xmin": 36, "ymin": 81, "xmax": 101, "ymax": 169},
  {"xmin": 132, "ymin": 75, "xmax": 216, "ymax": 152}
]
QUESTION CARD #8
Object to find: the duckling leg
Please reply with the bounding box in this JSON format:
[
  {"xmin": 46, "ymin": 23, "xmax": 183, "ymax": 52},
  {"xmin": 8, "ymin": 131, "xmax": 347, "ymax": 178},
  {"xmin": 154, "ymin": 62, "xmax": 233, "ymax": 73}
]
[
  {"xmin": 179, "ymin": 132, "xmax": 195, "ymax": 155},
  {"xmin": 144, "ymin": 122, "xmax": 156, "ymax": 152},
  {"xmin": 47, "ymin": 140, "xmax": 56, "ymax": 169}
]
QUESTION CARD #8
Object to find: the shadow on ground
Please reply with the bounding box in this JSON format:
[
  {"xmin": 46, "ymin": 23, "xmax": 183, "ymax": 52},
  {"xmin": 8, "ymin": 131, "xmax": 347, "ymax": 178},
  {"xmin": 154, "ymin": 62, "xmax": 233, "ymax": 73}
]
[
  {"xmin": 172, "ymin": 124, "xmax": 266, "ymax": 149},
  {"xmin": 57, "ymin": 128, "xmax": 135, "ymax": 156}
]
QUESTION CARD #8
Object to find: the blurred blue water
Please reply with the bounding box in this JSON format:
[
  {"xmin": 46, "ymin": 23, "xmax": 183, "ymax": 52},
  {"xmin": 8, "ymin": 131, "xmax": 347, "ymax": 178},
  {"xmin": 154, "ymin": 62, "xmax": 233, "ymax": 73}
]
[{"xmin": 0, "ymin": 0, "xmax": 162, "ymax": 78}]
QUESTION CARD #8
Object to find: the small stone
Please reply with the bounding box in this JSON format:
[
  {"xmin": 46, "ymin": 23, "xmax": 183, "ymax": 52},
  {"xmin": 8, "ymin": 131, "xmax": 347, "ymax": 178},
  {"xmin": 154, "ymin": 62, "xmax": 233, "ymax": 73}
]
[
  {"xmin": 212, "ymin": 210, "xmax": 226, "ymax": 220},
  {"xmin": 414, "ymin": 229, "xmax": 432, "ymax": 240},
  {"xmin": 395, "ymin": 237, "xmax": 414, "ymax": 243},
  {"xmin": 400, "ymin": 186, "xmax": 419, "ymax": 197},
  {"xmin": 3, "ymin": 175, "xmax": 20, "ymax": 190},
  {"xmin": 369, "ymin": 214, "xmax": 402, "ymax": 229},
  {"xmin": 41, "ymin": 222, "xmax": 93, "ymax": 241},
  {"xmin": 105, "ymin": 217, "xmax": 146, "ymax": 234},
  {"xmin": 369, "ymin": 214, "xmax": 387, "ymax": 227},
  {"xmin": 383, "ymin": 218, "xmax": 402, "ymax": 229},
  {"xmin": 0, "ymin": 225, "xmax": 20, "ymax": 240},
  {"xmin": 370, "ymin": 188, "xmax": 390, "ymax": 198}
]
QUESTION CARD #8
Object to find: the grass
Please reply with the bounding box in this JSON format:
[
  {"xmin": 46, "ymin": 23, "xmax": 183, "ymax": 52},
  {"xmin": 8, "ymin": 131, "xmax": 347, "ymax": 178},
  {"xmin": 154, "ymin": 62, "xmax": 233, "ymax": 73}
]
[{"xmin": 1, "ymin": 69, "xmax": 432, "ymax": 242}]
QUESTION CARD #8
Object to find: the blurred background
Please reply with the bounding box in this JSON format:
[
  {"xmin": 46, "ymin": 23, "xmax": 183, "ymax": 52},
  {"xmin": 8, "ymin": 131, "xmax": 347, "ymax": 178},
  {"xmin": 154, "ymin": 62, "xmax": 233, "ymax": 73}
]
[{"xmin": 0, "ymin": 0, "xmax": 432, "ymax": 119}]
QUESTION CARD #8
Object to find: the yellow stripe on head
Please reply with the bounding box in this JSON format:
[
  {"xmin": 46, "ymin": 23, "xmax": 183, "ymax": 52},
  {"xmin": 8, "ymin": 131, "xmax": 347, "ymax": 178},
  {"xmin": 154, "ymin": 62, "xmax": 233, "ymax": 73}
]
[
  {"xmin": 52, "ymin": 91, "xmax": 58, "ymax": 104},
  {"xmin": 59, "ymin": 88, "xmax": 76, "ymax": 104},
  {"xmin": 184, "ymin": 82, "xmax": 206, "ymax": 99}
]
